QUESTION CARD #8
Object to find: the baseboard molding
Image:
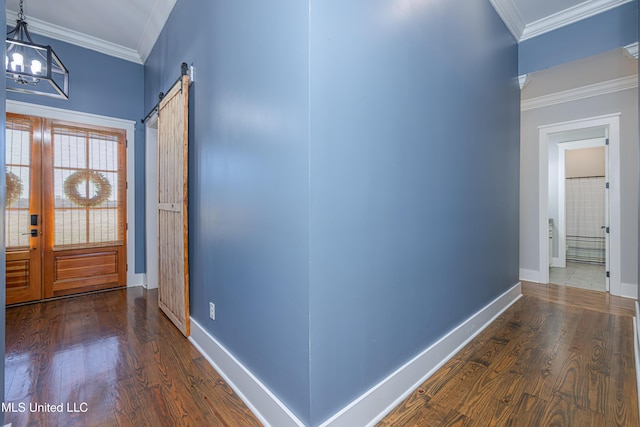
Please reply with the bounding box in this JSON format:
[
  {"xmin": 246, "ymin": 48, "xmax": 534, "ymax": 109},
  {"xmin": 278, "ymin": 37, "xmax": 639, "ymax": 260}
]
[
  {"xmin": 319, "ymin": 282, "xmax": 522, "ymax": 427},
  {"xmin": 520, "ymin": 268, "xmax": 542, "ymax": 283},
  {"xmin": 189, "ymin": 284, "xmax": 522, "ymax": 427},
  {"xmin": 127, "ymin": 273, "xmax": 146, "ymax": 288},
  {"xmin": 634, "ymin": 302, "xmax": 640, "ymax": 420},
  {"xmin": 617, "ymin": 282, "xmax": 637, "ymax": 299},
  {"xmin": 189, "ymin": 319, "xmax": 304, "ymax": 427}
]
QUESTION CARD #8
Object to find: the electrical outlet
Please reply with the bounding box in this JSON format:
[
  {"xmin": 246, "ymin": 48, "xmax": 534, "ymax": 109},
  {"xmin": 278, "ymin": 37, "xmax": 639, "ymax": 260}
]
[{"xmin": 209, "ymin": 302, "xmax": 215, "ymax": 320}]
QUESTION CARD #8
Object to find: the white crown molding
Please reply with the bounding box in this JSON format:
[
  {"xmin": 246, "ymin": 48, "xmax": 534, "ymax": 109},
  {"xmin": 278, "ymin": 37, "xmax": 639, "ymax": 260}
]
[
  {"xmin": 521, "ymin": 75, "xmax": 638, "ymax": 111},
  {"xmin": 520, "ymin": 0, "xmax": 634, "ymax": 42},
  {"xmin": 6, "ymin": 10, "xmax": 143, "ymax": 64},
  {"xmin": 624, "ymin": 42, "xmax": 639, "ymax": 59},
  {"xmin": 489, "ymin": 0, "xmax": 526, "ymax": 41},
  {"xmin": 518, "ymin": 74, "xmax": 530, "ymax": 90},
  {"xmin": 136, "ymin": 0, "xmax": 177, "ymax": 63}
]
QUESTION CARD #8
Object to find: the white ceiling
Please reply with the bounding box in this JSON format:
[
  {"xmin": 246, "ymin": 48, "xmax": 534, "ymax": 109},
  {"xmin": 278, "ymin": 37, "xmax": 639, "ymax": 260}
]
[
  {"xmin": 5, "ymin": 0, "xmax": 177, "ymax": 64},
  {"xmin": 4, "ymin": 0, "xmax": 634, "ymax": 64}
]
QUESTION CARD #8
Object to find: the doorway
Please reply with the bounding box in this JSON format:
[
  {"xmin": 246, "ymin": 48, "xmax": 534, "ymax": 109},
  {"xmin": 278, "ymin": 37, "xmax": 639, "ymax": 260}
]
[
  {"xmin": 549, "ymin": 138, "xmax": 608, "ymax": 292},
  {"xmin": 538, "ymin": 114, "xmax": 623, "ymax": 296},
  {"xmin": 5, "ymin": 112, "xmax": 127, "ymax": 304}
]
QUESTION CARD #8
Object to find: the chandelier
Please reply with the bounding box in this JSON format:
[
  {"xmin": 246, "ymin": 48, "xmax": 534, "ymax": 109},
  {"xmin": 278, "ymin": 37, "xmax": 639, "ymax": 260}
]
[{"xmin": 6, "ymin": 0, "xmax": 69, "ymax": 99}]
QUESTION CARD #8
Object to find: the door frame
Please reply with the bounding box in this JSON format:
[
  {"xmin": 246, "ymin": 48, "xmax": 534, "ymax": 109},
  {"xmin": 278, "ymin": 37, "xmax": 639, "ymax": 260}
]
[
  {"xmin": 144, "ymin": 112, "xmax": 158, "ymax": 290},
  {"xmin": 7, "ymin": 100, "xmax": 144, "ymax": 288},
  {"xmin": 538, "ymin": 113, "xmax": 621, "ymax": 295}
]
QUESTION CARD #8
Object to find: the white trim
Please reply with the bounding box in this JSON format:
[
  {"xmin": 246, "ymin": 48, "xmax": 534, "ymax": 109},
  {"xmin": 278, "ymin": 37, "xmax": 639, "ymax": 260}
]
[
  {"xmin": 619, "ymin": 282, "xmax": 638, "ymax": 300},
  {"xmin": 551, "ymin": 257, "xmax": 563, "ymax": 268},
  {"xmin": 520, "ymin": 0, "xmax": 633, "ymax": 42},
  {"xmin": 189, "ymin": 319, "xmax": 305, "ymax": 427},
  {"xmin": 6, "ymin": 99, "xmax": 144, "ymax": 288},
  {"xmin": 320, "ymin": 283, "xmax": 522, "ymax": 427},
  {"xmin": 538, "ymin": 114, "xmax": 622, "ymax": 295},
  {"xmin": 145, "ymin": 113, "xmax": 159, "ymax": 290},
  {"xmin": 634, "ymin": 303, "xmax": 640, "ymax": 421},
  {"xmin": 518, "ymin": 74, "xmax": 530, "ymax": 90},
  {"xmin": 488, "ymin": 0, "xmax": 526, "ymax": 41},
  {"xmin": 625, "ymin": 42, "xmax": 639, "ymax": 60},
  {"xmin": 520, "ymin": 268, "xmax": 543, "ymax": 283},
  {"xmin": 189, "ymin": 283, "xmax": 522, "ymax": 427},
  {"xmin": 489, "ymin": 0, "xmax": 632, "ymax": 42},
  {"xmin": 522, "ymin": 76, "xmax": 638, "ymax": 111},
  {"xmin": 136, "ymin": 0, "xmax": 178, "ymax": 63},
  {"xmin": 6, "ymin": 10, "xmax": 142, "ymax": 64}
]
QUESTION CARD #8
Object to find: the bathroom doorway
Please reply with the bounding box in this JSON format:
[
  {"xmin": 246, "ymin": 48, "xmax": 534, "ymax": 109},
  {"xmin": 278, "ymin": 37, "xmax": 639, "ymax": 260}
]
[{"xmin": 548, "ymin": 137, "xmax": 607, "ymax": 292}]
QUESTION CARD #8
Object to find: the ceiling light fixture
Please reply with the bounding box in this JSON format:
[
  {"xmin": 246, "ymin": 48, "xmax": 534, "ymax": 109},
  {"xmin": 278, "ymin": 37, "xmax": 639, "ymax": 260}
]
[{"xmin": 6, "ymin": 0, "xmax": 69, "ymax": 99}]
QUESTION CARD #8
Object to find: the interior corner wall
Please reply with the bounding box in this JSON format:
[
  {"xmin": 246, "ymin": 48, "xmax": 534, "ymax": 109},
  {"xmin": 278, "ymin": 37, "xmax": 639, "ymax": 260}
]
[
  {"xmin": 308, "ymin": 0, "xmax": 520, "ymax": 424},
  {"xmin": 144, "ymin": 0, "xmax": 312, "ymax": 423},
  {"xmin": 518, "ymin": 1, "xmax": 638, "ymax": 75},
  {"xmin": 520, "ymin": 89, "xmax": 639, "ymax": 287},
  {"xmin": 146, "ymin": 0, "xmax": 520, "ymax": 425},
  {"xmin": 4, "ymin": 33, "xmax": 146, "ymax": 273}
]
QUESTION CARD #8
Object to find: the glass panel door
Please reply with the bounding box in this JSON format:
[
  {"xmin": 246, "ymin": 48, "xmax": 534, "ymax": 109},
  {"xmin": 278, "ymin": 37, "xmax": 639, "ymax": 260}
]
[{"xmin": 5, "ymin": 114, "xmax": 42, "ymax": 304}]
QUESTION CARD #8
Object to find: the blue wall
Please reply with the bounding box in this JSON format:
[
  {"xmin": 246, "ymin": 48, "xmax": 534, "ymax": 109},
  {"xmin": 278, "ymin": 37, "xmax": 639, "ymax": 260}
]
[
  {"xmin": 145, "ymin": 0, "xmax": 312, "ymax": 421},
  {"xmin": 146, "ymin": 0, "xmax": 519, "ymax": 425},
  {"xmin": 308, "ymin": 0, "xmax": 519, "ymax": 423},
  {"xmin": 519, "ymin": 1, "xmax": 638, "ymax": 75},
  {"xmin": 5, "ymin": 33, "xmax": 146, "ymax": 272}
]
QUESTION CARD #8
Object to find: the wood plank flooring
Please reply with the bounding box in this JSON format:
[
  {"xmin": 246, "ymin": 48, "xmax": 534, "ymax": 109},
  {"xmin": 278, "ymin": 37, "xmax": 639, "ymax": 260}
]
[
  {"xmin": 378, "ymin": 281, "xmax": 638, "ymax": 426},
  {"xmin": 5, "ymin": 282, "xmax": 638, "ymax": 426},
  {"xmin": 4, "ymin": 287, "xmax": 261, "ymax": 427}
]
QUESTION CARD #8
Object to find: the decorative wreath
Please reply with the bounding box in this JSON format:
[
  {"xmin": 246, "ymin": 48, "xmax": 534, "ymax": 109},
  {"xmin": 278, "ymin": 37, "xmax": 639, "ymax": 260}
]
[
  {"xmin": 64, "ymin": 170, "xmax": 112, "ymax": 207},
  {"xmin": 6, "ymin": 171, "xmax": 23, "ymax": 207}
]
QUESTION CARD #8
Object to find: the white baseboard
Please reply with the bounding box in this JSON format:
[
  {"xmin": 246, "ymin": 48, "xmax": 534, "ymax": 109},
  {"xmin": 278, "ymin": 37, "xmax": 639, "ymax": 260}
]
[
  {"xmin": 617, "ymin": 282, "xmax": 638, "ymax": 300},
  {"xmin": 189, "ymin": 319, "xmax": 304, "ymax": 427},
  {"xmin": 520, "ymin": 268, "xmax": 542, "ymax": 283},
  {"xmin": 128, "ymin": 273, "xmax": 146, "ymax": 288},
  {"xmin": 189, "ymin": 283, "xmax": 522, "ymax": 427},
  {"xmin": 320, "ymin": 282, "xmax": 522, "ymax": 427},
  {"xmin": 634, "ymin": 302, "xmax": 640, "ymax": 420}
]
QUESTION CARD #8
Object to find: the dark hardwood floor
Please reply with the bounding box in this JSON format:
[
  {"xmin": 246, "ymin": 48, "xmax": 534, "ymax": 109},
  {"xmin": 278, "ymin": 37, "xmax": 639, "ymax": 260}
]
[
  {"xmin": 4, "ymin": 287, "xmax": 262, "ymax": 427},
  {"xmin": 379, "ymin": 281, "xmax": 638, "ymax": 426},
  {"xmin": 5, "ymin": 282, "xmax": 638, "ymax": 426}
]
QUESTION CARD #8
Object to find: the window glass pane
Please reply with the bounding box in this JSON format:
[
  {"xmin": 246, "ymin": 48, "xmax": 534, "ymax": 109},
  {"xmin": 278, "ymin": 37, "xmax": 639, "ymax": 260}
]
[
  {"xmin": 52, "ymin": 126, "xmax": 122, "ymax": 247},
  {"xmin": 53, "ymin": 131, "xmax": 86, "ymax": 169},
  {"xmin": 54, "ymin": 209, "xmax": 87, "ymax": 246},
  {"xmin": 5, "ymin": 120, "xmax": 31, "ymax": 249}
]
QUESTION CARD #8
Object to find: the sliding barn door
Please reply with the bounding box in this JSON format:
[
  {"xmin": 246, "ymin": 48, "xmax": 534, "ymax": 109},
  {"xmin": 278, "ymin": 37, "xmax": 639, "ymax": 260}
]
[{"xmin": 157, "ymin": 74, "xmax": 190, "ymax": 336}]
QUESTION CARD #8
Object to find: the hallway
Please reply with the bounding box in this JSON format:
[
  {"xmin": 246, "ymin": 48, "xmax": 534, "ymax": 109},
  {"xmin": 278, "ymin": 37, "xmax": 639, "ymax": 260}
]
[{"xmin": 379, "ymin": 282, "xmax": 637, "ymax": 426}]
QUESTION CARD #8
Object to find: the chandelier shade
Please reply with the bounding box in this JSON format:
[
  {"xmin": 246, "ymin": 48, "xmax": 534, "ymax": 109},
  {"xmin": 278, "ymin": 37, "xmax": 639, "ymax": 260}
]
[{"xmin": 6, "ymin": 1, "xmax": 69, "ymax": 99}]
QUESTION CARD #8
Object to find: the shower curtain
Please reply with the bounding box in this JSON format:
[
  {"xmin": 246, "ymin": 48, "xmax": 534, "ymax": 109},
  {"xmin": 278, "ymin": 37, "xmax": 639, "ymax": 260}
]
[{"xmin": 565, "ymin": 176, "xmax": 605, "ymax": 264}]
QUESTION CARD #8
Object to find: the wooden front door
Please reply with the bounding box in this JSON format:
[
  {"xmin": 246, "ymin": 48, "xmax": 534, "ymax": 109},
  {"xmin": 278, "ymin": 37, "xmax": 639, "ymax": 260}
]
[{"xmin": 6, "ymin": 113, "xmax": 127, "ymax": 305}]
